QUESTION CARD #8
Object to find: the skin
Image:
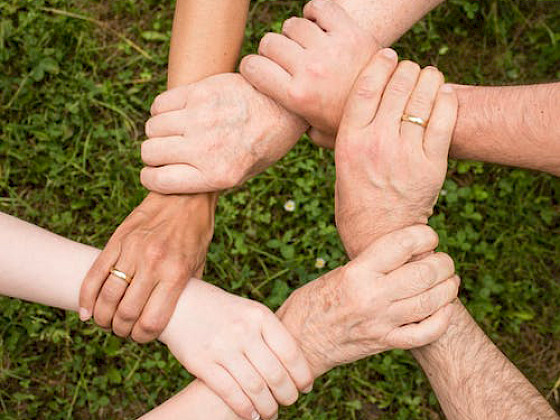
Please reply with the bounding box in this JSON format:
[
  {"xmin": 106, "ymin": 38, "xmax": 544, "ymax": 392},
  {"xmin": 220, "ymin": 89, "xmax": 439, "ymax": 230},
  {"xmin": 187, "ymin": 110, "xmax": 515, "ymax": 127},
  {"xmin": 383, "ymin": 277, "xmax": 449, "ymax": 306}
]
[
  {"xmin": 333, "ymin": 47, "xmax": 557, "ymax": 419},
  {"xmin": 78, "ymin": 0, "xmax": 251, "ymax": 343},
  {"xmin": 241, "ymin": 0, "xmax": 560, "ymax": 176},
  {"xmin": 0, "ymin": 214, "xmax": 457, "ymax": 419},
  {"xmin": 139, "ymin": 0, "xmax": 445, "ymax": 194}
]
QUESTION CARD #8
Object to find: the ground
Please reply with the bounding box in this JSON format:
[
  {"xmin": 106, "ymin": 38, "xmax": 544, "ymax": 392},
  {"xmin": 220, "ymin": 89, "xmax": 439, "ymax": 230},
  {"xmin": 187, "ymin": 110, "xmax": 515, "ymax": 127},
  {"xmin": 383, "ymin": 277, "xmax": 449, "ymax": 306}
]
[{"xmin": 0, "ymin": 0, "xmax": 559, "ymax": 418}]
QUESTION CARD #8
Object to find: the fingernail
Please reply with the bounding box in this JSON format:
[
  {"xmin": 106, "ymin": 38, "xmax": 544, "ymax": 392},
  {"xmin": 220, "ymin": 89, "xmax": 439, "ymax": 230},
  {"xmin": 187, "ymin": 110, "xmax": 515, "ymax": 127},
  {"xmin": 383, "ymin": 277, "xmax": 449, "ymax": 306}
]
[
  {"xmin": 79, "ymin": 307, "xmax": 91, "ymax": 322},
  {"xmin": 382, "ymin": 48, "xmax": 397, "ymax": 60},
  {"xmin": 251, "ymin": 411, "xmax": 261, "ymax": 420},
  {"xmin": 271, "ymin": 414, "xmax": 279, "ymax": 420},
  {"xmin": 441, "ymin": 84, "xmax": 454, "ymax": 93},
  {"xmin": 303, "ymin": 384, "xmax": 313, "ymax": 394}
]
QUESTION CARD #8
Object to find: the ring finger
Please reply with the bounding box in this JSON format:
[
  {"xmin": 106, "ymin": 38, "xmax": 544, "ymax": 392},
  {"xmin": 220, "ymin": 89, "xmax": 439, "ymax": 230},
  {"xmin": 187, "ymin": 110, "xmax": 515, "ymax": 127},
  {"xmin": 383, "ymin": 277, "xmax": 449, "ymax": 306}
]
[
  {"xmin": 93, "ymin": 253, "xmax": 135, "ymax": 329},
  {"xmin": 112, "ymin": 267, "xmax": 157, "ymax": 338},
  {"xmin": 400, "ymin": 66, "xmax": 444, "ymax": 146}
]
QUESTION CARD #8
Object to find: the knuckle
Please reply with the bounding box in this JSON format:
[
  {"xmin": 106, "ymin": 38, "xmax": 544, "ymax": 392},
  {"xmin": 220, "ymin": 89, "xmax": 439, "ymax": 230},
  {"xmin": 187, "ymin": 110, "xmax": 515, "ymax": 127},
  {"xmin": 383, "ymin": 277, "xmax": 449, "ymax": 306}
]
[
  {"xmin": 116, "ymin": 304, "xmax": 138, "ymax": 323},
  {"xmin": 354, "ymin": 75, "xmax": 380, "ymax": 99},
  {"xmin": 303, "ymin": 61, "xmax": 327, "ymax": 79},
  {"xmin": 144, "ymin": 240, "xmax": 167, "ymax": 264},
  {"xmin": 417, "ymin": 289, "xmax": 434, "ymax": 313},
  {"xmin": 287, "ymin": 83, "xmax": 312, "ymax": 107},
  {"xmin": 247, "ymin": 377, "xmax": 267, "ymax": 395},
  {"xmin": 138, "ymin": 314, "xmax": 166, "ymax": 336},
  {"xmin": 100, "ymin": 282, "xmax": 124, "ymax": 302},
  {"xmin": 437, "ymin": 252, "xmax": 456, "ymax": 274},
  {"xmin": 416, "ymin": 262, "xmax": 437, "ymax": 289}
]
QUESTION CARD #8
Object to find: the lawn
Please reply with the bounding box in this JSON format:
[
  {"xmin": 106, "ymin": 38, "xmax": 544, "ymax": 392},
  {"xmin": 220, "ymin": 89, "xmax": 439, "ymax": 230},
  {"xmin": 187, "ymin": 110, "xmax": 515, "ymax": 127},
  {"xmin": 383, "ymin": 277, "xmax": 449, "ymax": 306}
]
[{"xmin": 1, "ymin": 0, "xmax": 559, "ymax": 418}]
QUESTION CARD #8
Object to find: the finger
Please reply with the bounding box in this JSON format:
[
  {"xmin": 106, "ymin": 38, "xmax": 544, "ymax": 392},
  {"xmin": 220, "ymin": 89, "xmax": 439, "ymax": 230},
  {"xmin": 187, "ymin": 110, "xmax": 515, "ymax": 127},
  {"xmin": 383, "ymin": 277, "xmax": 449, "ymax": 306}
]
[
  {"xmin": 375, "ymin": 60, "xmax": 421, "ymax": 132},
  {"xmin": 93, "ymin": 256, "xmax": 135, "ymax": 329},
  {"xmin": 258, "ymin": 32, "xmax": 304, "ymax": 75},
  {"xmin": 145, "ymin": 109, "xmax": 190, "ymax": 138},
  {"xmin": 386, "ymin": 303, "xmax": 454, "ymax": 349},
  {"xmin": 424, "ymin": 84, "xmax": 458, "ymax": 160},
  {"xmin": 386, "ymin": 252, "xmax": 455, "ymax": 300},
  {"xmin": 200, "ymin": 365, "xmax": 258, "ymax": 420},
  {"xmin": 245, "ymin": 342, "xmax": 299, "ymax": 407},
  {"xmin": 141, "ymin": 136, "xmax": 200, "ymax": 167},
  {"xmin": 140, "ymin": 165, "xmax": 209, "ymax": 195},
  {"xmin": 339, "ymin": 48, "xmax": 398, "ymax": 131},
  {"xmin": 112, "ymin": 268, "xmax": 157, "ymax": 338},
  {"xmin": 79, "ymin": 241, "xmax": 121, "ymax": 321},
  {"xmin": 308, "ymin": 127, "xmax": 335, "ymax": 149},
  {"xmin": 353, "ymin": 225, "xmax": 439, "ymax": 274},
  {"xmin": 303, "ymin": 0, "xmax": 355, "ymax": 33},
  {"xmin": 240, "ymin": 55, "xmax": 292, "ymax": 105},
  {"xmin": 262, "ymin": 315, "xmax": 314, "ymax": 394},
  {"xmin": 401, "ymin": 66, "xmax": 444, "ymax": 147},
  {"xmin": 131, "ymin": 281, "xmax": 185, "ymax": 343},
  {"xmin": 389, "ymin": 275, "xmax": 460, "ymax": 325},
  {"xmin": 223, "ymin": 356, "xmax": 279, "ymax": 420},
  {"xmin": 150, "ymin": 85, "xmax": 191, "ymax": 116},
  {"xmin": 281, "ymin": 17, "xmax": 325, "ymax": 48}
]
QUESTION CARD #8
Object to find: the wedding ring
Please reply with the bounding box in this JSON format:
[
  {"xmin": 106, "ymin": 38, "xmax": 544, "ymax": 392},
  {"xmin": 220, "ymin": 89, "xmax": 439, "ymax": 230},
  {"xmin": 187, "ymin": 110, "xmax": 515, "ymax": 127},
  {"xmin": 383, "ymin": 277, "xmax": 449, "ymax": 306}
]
[
  {"xmin": 110, "ymin": 268, "xmax": 132, "ymax": 285},
  {"xmin": 402, "ymin": 114, "xmax": 428, "ymax": 128}
]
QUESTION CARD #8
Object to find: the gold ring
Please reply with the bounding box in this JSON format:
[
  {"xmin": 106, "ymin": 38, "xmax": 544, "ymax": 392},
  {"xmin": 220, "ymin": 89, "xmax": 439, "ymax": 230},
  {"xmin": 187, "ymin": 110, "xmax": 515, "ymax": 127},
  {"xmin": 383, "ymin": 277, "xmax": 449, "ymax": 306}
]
[
  {"xmin": 402, "ymin": 114, "xmax": 428, "ymax": 128},
  {"xmin": 110, "ymin": 268, "xmax": 132, "ymax": 285}
]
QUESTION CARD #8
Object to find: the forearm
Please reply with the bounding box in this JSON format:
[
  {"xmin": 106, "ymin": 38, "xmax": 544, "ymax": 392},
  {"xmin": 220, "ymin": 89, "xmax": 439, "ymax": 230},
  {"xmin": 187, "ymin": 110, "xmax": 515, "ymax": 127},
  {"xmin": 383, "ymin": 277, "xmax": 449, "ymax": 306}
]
[
  {"xmin": 168, "ymin": 0, "xmax": 249, "ymax": 88},
  {"xmin": 412, "ymin": 302, "xmax": 557, "ymax": 419},
  {"xmin": 451, "ymin": 83, "xmax": 560, "ymax": 176},
  {"xmin": 336, "ymin": 0, "xmax": 445, "ymax": 45},
  {"xmin": 0, "ymin": 212, "xmax": 241, "ymax": 418}
]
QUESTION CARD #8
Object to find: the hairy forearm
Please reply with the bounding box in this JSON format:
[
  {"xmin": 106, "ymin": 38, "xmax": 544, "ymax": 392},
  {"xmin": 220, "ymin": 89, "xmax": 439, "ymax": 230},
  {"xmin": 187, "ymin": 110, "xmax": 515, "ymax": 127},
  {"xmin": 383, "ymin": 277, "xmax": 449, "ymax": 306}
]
[
  {"xmin": 336, "ymin": 0, "xmax": 445, "ymax": 45},
  {"xmin": 412, "ymin": 302, "xmax": 557, "ymax": 419},
  {"xmin": 451, "ymin": 83, "xmax": 560, "ymax": 175}
]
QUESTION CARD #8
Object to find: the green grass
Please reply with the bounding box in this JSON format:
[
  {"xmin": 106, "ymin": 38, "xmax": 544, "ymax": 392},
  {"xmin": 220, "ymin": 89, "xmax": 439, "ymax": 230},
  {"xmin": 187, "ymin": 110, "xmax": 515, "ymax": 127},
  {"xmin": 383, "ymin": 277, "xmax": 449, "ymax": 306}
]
[{"xmin": 1, "ymin": 0, "xmax": 560, "ymax": 418}]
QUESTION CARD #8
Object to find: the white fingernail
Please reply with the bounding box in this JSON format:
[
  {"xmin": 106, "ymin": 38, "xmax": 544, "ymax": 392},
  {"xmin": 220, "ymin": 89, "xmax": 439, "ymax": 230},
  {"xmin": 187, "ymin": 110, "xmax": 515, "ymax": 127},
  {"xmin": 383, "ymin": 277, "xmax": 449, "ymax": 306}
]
[
  {"xmin": 271, "ymin": 413, "xmax": 279, "ymax": 420},
  {"xmin": 303, "ymin": 384, "xmax": 313, "ymax": 394},
  {"xmin": 251, "ymin": 411, "xmax": 260, "ymax": 420},
  {"xmin": 79, "ymin": 307, "xmax": 91, "ymax": 322}
]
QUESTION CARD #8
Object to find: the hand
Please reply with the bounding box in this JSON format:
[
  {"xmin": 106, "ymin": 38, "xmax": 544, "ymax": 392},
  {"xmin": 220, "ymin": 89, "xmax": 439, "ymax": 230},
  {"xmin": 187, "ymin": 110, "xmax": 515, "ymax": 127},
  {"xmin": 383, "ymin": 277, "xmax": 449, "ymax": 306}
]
[
  {"xmin": 240, "ymin": 0, "xmax": 379, "ymax": 148},
  {"xmin": 79, "ymin": 193, "xmax": 216, "ymax": 342},
  {"xmin": 159, "ymin": 279, "xmax": 314, "ymax": 420},
  {"xmin": 140, "ymin": 73, "xmax": 308, "ymax": 194},
  {"xmin": 334, "ymin": 50, "xmax": 458, "ymax": 258},
  {"xmin": 277, "ymin": 225, "xmax": 459, "ymax": 377}
]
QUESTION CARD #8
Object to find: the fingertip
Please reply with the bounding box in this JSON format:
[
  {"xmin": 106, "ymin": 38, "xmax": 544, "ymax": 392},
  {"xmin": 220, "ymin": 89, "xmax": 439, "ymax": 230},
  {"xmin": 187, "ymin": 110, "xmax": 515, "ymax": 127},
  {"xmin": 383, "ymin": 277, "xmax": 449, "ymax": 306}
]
[
  {"xmin": 79, "ymin": 307, "xmax": 92, "ymax": 322},
  {"xmin": 380, "ymin": 48, "xmax": 398, "ymax": 61},
  {"xmin": 239, "ymin": 55, "xmax": 258, "ymax": 75}
]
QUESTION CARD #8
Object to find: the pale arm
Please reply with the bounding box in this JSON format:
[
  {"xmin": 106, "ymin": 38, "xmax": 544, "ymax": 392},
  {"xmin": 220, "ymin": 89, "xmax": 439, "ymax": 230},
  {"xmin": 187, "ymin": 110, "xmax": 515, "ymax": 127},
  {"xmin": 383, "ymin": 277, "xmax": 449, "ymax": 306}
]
[{"xmin": 451, "ymin": 83, "xmax": 560, "ymax": 176}]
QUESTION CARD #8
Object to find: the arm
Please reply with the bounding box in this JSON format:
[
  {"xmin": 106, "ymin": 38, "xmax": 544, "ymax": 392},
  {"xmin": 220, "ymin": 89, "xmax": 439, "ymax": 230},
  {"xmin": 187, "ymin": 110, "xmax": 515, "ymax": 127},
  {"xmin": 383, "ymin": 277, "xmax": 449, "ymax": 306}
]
[
  {"xmin": 412, "ymin": 302, "xmax": 558, "ymax": 419},
  {"xmin": 78, "ymin": 0, "xmax": 250, "ymax": 342},
  {"xmin": 450, "ymin": 83, "xmax": 560, "ymax": 176},
  {"xmin": 0, "ymin": 212, "xmax": 456, "ymax": 419},
  {"xmin": 140, "ymin": 0, "xmax": 445, "ymax": 194},
  {"xmin": 333, "ymin": 52, "xmax": 557, "ymax": 418}
]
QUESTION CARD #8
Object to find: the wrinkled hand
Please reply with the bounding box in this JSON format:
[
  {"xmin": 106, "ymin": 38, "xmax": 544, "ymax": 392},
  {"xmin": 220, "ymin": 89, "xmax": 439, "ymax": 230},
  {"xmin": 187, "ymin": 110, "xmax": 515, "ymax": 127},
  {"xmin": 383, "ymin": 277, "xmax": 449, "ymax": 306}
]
[
  {"xmin": 335, "ymin": 50, "xmax": 458, "ymax": 258},
  {"xmin": 160, "ymin": 278, "xmax": 313, "ymax": 420},
  {"xmin": 278, "ymin": 225, "xmax": 459, "ymax": 377},
  {"xmin": 241, "ymin": 0, "xmax": 379, "ymax": 148},
  {"xmin": 79, "ymin": 193, "xmax": 216, "ymax": 342},
  {"xmin": 140, "ymin": 73, "xmax": 308, "ymax": 195}
]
